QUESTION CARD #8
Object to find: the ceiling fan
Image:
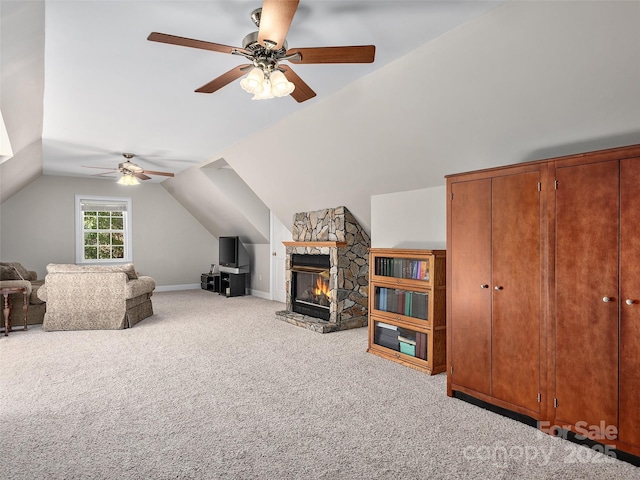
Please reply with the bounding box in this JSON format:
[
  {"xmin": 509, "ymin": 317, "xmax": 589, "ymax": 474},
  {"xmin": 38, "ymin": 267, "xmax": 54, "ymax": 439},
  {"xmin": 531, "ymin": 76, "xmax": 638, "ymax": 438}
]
[
  {"xmin": 147, "ymin": 0, "xmax": 376, "ymax": 102},
  {"xmin": 83, "ymin": 153, "xmax": 175, "ymax": 185}
]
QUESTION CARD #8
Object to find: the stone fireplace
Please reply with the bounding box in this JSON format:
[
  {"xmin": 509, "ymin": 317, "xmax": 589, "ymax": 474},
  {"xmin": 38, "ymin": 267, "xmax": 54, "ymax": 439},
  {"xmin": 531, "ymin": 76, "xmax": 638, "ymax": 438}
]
[{"xmin": 276, "ymin": 206, "xmax": 370, "ymax": 333}]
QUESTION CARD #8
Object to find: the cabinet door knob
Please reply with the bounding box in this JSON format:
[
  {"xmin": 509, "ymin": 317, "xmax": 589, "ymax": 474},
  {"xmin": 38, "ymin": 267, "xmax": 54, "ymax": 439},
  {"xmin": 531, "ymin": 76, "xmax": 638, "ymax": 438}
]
[
  {"xmin": 494, "ymin": 286, "xmax": 503, "ymax": 290},
  {"xmin": 603, "ymin": 296, "xmax": 613, "ymax": 303},
  {"xmin": 481, "ymin": 284, "xmax": 489, "ymax": 289},
  {"xmin": 626, "ymin": 299, "xmax": 634, "ymax": 305}
]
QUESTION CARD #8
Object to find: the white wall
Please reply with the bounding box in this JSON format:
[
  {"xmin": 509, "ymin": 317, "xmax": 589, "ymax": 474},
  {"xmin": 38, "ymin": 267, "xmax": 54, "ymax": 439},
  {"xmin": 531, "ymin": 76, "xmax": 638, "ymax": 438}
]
[
  {"xmin": 244, "ymin": 242, "xmax": 270, "ymax": 299},
  {"xmin": 371, "ymin": 186, "xmax": 446, "ymax": 250},
  {"xmin": 0, "ymin": 175, "xmax": 216, "ymax": 287}
]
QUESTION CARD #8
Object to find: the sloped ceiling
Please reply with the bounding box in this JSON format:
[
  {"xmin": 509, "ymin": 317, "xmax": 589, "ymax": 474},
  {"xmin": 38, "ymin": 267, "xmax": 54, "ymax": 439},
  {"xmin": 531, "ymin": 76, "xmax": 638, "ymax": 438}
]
[
  {"xmin": 223, "ymin": 0, "xmax": 640, "ymax": 231},
  {"xmin": 162, "ymin": 158, "xmax": 271, "ymax": 244},
  {"xmin": 38, "ymin": 0, "xmax": 503, "ymax": 180},
  {"xmin": 2, "ymin": 1, "xmax": 640, "ymax": 239},
  {"xmin": 0, "ymin": 1, "xmax": 45, "ymax": 203}
]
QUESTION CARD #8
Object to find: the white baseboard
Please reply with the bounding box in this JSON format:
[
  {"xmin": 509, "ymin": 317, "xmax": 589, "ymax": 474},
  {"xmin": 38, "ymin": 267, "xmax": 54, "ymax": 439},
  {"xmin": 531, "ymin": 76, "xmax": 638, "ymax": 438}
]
[
  {"xmin": 155, "ymin": 284, "xmax": 200, "ymax": 292},
  {"xmin": 154, "ymin": 285, "xmax": 273, "ymax": 301},
  {"xmin": 247, "ymin": 289, "xmax": 271, "ymax": 300}
]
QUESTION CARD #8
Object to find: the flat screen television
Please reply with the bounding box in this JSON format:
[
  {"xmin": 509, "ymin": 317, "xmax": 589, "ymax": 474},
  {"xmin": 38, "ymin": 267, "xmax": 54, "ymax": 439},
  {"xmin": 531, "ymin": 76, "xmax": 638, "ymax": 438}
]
[{"xmin": 219, "ymin": 236, "xmax": 250, "ymax": 272}]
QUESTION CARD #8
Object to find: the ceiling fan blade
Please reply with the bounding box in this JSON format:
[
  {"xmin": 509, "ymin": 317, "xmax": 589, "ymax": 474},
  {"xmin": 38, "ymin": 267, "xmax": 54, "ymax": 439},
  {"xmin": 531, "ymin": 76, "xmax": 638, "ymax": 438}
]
[
  {"xmin": 82, "ymin": 165, "xmax": 117, "ymax": 170},
  {"xmin": 133, "ymin": 172, "xmax": 152, "ymax": 181},
  {"xmin": 258, "ymin": 0, "xmax": 299, "ymax": 50},
  {"xmin": 147, "ymin": 32, "xmax": 245, "ymax": 55},
  {"xmin": 142, "ymin": 170, "xmax": 175, "ymax": 178},
  {"xmin": 195, "ymin": 64, "xmax": 253, "ymax": 94},
  {"xmin": 287, "ymin": 45, "xmax": 376, "ymax": 64},
  {"xmin": 279, "ymin": 65, "xmax": 316, "ymax": 103}
]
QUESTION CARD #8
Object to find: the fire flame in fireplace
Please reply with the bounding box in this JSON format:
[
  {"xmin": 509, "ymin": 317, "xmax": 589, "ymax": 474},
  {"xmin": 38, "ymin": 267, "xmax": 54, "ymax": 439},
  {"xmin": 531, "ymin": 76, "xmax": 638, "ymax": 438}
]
[{"xmin": 314, "ymin": 275, "xmax": 330, "ymax": 299}]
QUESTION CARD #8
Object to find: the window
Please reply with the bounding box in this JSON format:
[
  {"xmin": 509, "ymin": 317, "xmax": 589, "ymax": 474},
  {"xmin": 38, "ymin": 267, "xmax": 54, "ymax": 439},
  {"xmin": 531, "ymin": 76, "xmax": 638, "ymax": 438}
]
[{"xmin": 75, "ymin": 195, "xmax": 133, "ymax": 263}]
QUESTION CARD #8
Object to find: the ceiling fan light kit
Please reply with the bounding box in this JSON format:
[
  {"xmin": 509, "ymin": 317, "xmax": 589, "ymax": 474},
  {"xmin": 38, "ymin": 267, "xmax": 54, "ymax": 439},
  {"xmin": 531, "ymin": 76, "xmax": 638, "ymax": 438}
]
[
  {"xmin": 252, "ymin": 79, "xmax": 274, "ymax": 100},
  {"xmin": 117, "ymin": 173, "xmax": 140, "ymax": 186},
  {"xmin": 240, "ymin": 67, "xmax": 295, "ymax": 100},
  {"xmin": 239, "ymin": 67, "xmax": 265, "ymax": 94},
  {"xmin": 147, "ymin": 0, "xmax": 375, "ymax": 103},
  {"xmin": 270, "ymin": 70, "xmax": 295, "ymax": 97}
]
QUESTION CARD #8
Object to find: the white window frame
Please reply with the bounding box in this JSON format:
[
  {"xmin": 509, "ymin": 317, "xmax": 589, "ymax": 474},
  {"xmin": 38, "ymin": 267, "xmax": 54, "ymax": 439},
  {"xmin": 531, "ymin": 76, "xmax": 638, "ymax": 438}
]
[{"xmin": 75, "ymin": 195, "xmax": 133, "ymax": 264}]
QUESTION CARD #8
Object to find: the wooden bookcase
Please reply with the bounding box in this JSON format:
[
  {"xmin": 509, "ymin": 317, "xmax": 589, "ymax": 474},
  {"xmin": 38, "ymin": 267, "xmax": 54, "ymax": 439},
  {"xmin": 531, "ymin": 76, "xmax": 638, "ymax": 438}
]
[{"xmin": 367, "ymin": 248, "xmax": 446, "ymax": 375}]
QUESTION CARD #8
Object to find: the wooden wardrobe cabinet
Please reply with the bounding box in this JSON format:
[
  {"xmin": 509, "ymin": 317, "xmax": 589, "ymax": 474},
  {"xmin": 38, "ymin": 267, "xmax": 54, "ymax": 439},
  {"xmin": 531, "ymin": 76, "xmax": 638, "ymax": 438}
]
[
  {"xmin": 447, "ymin": 163, "xmax": 547, "ymax": 419},
  {"xmin": 446, "ymin": 143, "xmax": 640, "ymax": 458}
]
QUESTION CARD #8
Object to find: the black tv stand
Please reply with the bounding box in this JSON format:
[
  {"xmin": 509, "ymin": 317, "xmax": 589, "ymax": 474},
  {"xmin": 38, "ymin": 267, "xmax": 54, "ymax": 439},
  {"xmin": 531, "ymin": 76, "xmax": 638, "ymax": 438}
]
[{"xmin": 219, "ymin": 272, "xmax": 246, "ymax": 297}]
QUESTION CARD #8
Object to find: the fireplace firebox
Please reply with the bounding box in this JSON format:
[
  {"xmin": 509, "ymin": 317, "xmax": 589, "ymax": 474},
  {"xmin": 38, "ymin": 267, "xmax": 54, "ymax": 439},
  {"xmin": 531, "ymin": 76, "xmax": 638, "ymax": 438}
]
[{"xmin": 291, "ymin": 254, "xmax": 331, "ymax": 320}]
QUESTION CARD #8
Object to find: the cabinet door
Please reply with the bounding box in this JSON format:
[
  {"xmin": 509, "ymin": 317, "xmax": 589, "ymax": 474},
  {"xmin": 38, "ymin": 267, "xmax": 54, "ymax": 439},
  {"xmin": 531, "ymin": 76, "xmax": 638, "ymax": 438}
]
[
  {"xmin": 555, "ymin": 160, "xmax": 619, "ymax": 430},
  {"xmin": 491, "ymin": 171, "xmax": 541, "ymax": 412},
  {"xmin": 619, "ymin": 158, "xmax": 640, "ymax": 446},
  {"xmin": 450, "ymin": 179, "xmax": 492, "ymax": 395}
]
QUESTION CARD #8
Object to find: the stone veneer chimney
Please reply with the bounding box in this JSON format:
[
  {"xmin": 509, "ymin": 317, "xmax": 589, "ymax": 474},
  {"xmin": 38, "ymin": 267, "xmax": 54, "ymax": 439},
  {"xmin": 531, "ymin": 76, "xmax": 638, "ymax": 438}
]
[{"xmin": 275, "ymin": 206, "xmax": 370, "ymax": 333}]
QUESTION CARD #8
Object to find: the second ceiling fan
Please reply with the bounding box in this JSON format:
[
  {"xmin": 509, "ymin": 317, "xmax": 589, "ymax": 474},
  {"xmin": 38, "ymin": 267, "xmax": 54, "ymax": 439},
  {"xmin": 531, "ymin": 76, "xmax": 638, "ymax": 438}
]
[
  {"xmin": 147, "ymin": 0, "xmax": 375, "ymax": 102},
  {"xmin": 83, "ymin": 153, "xmax": 174, "ymax": 184}
]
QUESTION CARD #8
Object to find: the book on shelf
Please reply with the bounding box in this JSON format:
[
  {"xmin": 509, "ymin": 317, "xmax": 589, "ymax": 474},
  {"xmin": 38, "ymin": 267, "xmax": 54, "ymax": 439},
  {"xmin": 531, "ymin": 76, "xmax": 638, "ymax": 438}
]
[
  {"xmin": 385, "ymin": 257, "xmax": 392, "ymax": 276},
  {"xmin": 398, "ymin": 335, "xmax": 416, "ymax": 346},
  {"xmin": 412, "ymin": 291, "xmax": 428, "ymax": 320},
  {"xmin": 379, "ymin": 287, "xmax": 387, "ymax": 311},
  {"xmin": 397, "ymin": 290, "xmax": 405, "ymax": 315},
  {"xmin": 404, "ymin": 291, "xmax": 412, "ymax": 317},
  {"xmin": 420, "ymin": 260, "xmax": 429, "ymax": 281},
  {"xmin": 377, "ymin": 322, "xmax": 398, "ymax": 331},
  {"xmin": 416, "ymin": 332, "xmax": 428, "ymax": 360},
  {"xmin": 393, "ymin": 258, "xmax": 402, "ymax": 278},
  {"xmin": 390, "ymin": 288, "xmax": 399, "ymax": 314}
]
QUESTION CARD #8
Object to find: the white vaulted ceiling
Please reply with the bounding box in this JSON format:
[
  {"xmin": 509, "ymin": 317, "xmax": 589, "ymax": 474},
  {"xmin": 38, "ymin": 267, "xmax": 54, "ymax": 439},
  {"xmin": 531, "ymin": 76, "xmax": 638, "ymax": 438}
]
[
  {"xmin": 2, "ymin": 1, "xmax": 640, "ymax": 238},
  {"xmin": 39, "ymin": 0, "xmax": 504, "ymax": 179}
]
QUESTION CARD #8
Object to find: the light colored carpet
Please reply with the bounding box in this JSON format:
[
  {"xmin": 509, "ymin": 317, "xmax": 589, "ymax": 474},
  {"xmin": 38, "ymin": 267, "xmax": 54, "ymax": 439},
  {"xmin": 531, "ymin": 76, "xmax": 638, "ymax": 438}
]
[{"xmin": 1, "ymin": 290, "xmax": 637, "ymax": 479}]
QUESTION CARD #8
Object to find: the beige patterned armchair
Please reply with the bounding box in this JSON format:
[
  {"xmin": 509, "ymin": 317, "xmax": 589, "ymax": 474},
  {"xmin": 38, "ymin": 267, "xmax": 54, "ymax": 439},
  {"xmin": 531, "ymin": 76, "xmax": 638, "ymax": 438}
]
[{"xmin": 37, "ymin": 263, "xmax": 155, "ymax": 331}]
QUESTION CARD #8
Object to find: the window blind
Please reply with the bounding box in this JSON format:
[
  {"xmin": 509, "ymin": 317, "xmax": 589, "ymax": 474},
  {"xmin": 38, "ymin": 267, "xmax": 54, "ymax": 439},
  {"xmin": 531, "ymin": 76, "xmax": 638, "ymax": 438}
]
[{"xmin": 80, "ymin": 201, "xmax": 127, "ymax": 212}]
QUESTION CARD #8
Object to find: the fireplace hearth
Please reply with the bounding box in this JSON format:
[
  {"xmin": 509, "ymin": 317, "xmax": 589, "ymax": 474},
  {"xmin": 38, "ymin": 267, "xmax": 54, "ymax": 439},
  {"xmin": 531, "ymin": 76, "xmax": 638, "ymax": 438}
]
[{"xmin": 275, "ymin": 206, "xmax": 369, "ymax": 333}]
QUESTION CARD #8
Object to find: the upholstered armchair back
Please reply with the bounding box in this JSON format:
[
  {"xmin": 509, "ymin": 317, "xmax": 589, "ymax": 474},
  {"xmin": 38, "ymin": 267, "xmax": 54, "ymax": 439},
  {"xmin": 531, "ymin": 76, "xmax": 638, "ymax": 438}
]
[{"xmin": 39, "ymin": 263, "xmax": 155, "ymax": 331}]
